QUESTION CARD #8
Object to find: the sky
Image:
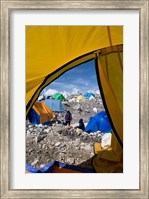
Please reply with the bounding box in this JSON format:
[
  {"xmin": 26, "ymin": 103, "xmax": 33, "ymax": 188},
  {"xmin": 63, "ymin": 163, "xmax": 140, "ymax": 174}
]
[{"xmin": 41, "ymin": 59, "xmax": 100, "ymax": 96}]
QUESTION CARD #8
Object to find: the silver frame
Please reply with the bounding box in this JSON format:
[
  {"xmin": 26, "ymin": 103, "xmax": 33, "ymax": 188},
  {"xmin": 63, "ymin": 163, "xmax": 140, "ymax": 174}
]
[{"xmin": 0, "ymin": 0, "xmax": 148, "ymax": 198}]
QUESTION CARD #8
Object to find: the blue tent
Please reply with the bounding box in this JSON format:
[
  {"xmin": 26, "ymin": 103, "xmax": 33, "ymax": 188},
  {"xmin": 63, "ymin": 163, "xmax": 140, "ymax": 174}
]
[
  {"xmin": 27, "ymin": 108, "xmax": 40, "ymax": 125},
  {"xmin": 84, "ymin": 92, "xmax": 95, "ymax": 99},
  {"xmin": 85, "ymin": 111, "xmax": 112, "ymax": 133},
  {"xmin": 43, "ymin": 99, "xmax": 65, "ymax": 112}
]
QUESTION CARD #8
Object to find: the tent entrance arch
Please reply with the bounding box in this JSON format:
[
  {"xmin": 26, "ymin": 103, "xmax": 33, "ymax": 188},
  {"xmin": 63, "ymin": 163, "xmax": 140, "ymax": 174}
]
[{"xmin": 26, "ymin": 52, "xmax": 95, "ymax": 115}]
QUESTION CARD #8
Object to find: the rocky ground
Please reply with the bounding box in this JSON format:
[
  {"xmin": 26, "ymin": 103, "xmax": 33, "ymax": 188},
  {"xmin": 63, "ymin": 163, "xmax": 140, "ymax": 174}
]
[{"xmin": 26, "ymin": 94, "xmax": 106, "ymax": 171}]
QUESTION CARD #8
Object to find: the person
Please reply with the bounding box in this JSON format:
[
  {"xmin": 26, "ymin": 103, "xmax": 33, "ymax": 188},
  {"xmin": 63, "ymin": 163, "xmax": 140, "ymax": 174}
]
[
  {"xmin": 52, "ymin": 111, "xmax": 62, "ymax": 124},
  {"xmin": 54, "ymin": 112, "xmax": 58, "ymax": 121},
  {"xmin": 76, "ymin": 119, "xmax": 85, "ymax": 131},
  {"xmin": 64, "ymin": 110, "xmax": 72, "ymax": 128}
]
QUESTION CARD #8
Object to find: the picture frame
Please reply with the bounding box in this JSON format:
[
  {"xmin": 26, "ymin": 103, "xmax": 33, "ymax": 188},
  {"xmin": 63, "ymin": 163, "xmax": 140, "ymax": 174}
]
[{"xmin": 0, "ymin": 0, "xmax": 148, "ymax": 198}]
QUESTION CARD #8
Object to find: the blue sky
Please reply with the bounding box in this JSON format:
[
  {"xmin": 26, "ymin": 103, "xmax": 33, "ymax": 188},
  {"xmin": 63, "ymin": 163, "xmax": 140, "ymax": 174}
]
[{"xmin": 41, "ymin": 59, "xmax": 100, "ymax": 96}]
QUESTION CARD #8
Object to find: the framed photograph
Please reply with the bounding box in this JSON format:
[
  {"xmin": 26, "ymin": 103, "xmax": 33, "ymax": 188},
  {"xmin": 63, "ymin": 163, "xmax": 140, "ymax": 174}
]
[{"xmin": 0, "ymin": 0, "xmax": 148, "ymax": 198}]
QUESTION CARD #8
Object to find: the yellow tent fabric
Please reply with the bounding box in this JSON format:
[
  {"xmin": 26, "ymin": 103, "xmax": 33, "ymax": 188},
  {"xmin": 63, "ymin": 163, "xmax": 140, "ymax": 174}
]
[
  {"xmin": 33, "ymin": 101, "xmax": 54, "ymax": 124},
  {"xmin": 26, "ymin": 26, "xmax": 123, "ymax": 173},
  {"xmin": 26, "ymin": 26, "xmax": 122, "ymax": 113},
  {"xmin": 91, "ymin": 45, "xmax": 123, "ymax": 172}
]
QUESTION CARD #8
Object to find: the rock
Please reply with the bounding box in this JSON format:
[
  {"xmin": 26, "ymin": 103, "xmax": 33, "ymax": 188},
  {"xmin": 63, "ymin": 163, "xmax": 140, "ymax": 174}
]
[
  {"xmin": 55, "ymin": 142, "xmax": 61, "ymax": 147},
  {"xmin": 38, "ymin": 124, "xmax": 43, "ymax": 127},
  {"xmin": 26, "ymin": 130, "xmax": 30, "ymax": 135},
  {"xmin": 75, "ymin": 146, "xmax": 80, "ymax": 150},
  {"xmin": 50, "ymin": 142, "xmax": 55, "ymax": 146},
  {"xmin": 43, "ymin": 129, "xmax": 49, "ymax": 134},
  {"xmin": 65, "ymin": 157, "xmax": 74, "ymax": 165},
  {"xmin": 31, "ymin": 159, "xmax": 39, "ymax": 166},
  {"xmin": 84, "ymin": 145, "xmax": 92, "ymax": 151},
  {"xmin": 42, "ymin": 144, "xmax": 46, "ymax": 149}
]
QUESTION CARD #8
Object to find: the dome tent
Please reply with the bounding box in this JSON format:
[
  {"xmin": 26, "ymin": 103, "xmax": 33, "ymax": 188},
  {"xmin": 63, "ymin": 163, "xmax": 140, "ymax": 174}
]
[
  {"xmin": 51, "ymin": 93, "xmax": 65, "ymax": 101},
  {"xmin": 76, "ymin": 95, "xmax": 85, "ymax": 102},
  {"xmin": 44, "ymin": 99, "xmax": 65, "ymax": 112},
  {"xmin": 84, "ymin": 92, "xmax": 95, "ymax": 99},
  {"xmin": 85, "ymin": 111, "xmax": 112, "ymax": 133},
  {"xmin": 28, "ymin": 101, "xmax": 54, "ymax": 125},
  {"xmin": 26, "ymin": 26, "xmax": 123, "ymax": 173}
]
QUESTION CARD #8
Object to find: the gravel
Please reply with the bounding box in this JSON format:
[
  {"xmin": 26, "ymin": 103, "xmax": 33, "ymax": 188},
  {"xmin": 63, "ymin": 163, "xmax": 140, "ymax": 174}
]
[{"xmin": 26, "ymin": 94, "xmax": 105, "ymax": 170}]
